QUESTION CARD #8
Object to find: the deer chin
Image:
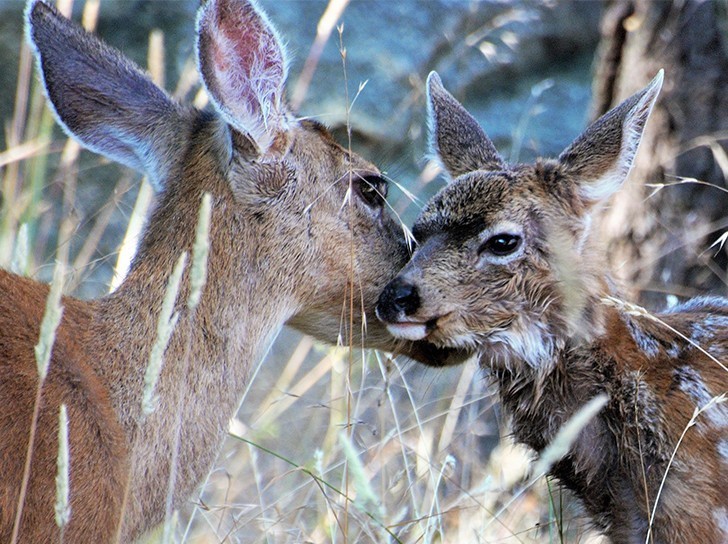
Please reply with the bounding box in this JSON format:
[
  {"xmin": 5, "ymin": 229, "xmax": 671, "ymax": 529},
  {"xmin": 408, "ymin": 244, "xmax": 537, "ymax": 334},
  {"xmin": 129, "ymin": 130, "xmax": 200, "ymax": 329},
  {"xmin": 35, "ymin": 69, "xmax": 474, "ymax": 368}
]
[
  {"xmin": 389, "ymin": 332, "xmax": 475, "ymax": 368},
  {"xmin": 386, "ymin": 321, "xmax": 429, "ymax": 341},
  {"xmin": 385, "ymin": 311, "xmax": 457, "ymax": 342}
]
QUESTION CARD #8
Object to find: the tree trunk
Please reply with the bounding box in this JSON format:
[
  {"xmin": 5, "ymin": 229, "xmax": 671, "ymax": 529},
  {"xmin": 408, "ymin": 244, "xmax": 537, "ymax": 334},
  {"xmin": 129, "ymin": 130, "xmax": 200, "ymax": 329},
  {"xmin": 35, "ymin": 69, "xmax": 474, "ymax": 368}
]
[{"xmin": 593, "ymin": 0, "xmax": 728, "ymax": 307}]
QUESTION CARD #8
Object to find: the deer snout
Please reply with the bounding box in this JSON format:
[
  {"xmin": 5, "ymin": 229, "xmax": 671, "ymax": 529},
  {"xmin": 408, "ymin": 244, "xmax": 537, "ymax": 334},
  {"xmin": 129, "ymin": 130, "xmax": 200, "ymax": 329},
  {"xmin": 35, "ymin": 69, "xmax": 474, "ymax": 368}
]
[
  {"xmin": 377, "ymin": 277, "xmax": 420, "ymax": 319},
  {"xmin": 376, "ymin": 277, "xmax": 431, "ymax": 341},
  {"xmin": 376, "ymin": 274, "xmax": 475, "ymax": 367}
]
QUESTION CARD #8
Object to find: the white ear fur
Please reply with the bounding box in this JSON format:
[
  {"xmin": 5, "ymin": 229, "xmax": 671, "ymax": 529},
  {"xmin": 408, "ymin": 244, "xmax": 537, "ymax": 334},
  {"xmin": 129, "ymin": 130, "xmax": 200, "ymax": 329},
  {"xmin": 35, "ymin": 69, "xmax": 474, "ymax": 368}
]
[
  {"xmin": 196, "ymin": 0, "xmax": 289, "ymax": 155},
  {"xmin": 425, "ymin": 72, "xmax": 450, "ymax": 182},
  {"xmin": 560, "ymin": 70, "xmax": 664, "ymax": 204}
]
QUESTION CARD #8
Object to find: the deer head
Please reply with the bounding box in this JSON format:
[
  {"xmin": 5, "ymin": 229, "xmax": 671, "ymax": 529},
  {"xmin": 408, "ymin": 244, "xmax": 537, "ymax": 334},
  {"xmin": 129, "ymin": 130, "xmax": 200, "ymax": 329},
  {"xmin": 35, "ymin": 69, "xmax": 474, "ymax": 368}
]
[
  {"xmin": 27, "ymin": 0, "xmax": 435, "ymax": 354},
  {"xmin": 377, "ymin": 71, "xmax": 663, "ymax": 369}
]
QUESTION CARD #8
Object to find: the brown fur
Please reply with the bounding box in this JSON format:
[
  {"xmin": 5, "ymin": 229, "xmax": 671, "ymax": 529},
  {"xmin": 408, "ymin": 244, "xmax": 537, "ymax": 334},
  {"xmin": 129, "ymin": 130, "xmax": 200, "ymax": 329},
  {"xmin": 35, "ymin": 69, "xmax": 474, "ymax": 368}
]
[
  {"xmin": 0, "ymin": 272, "xmax": 127, "ymax": 542},
  {"xmin": 1, "ymin": 2, "xmax": 461, "ymax": 541},
  {"xmin": 377, "ymin": 71, "xmax": 728, "ymax": 543}
]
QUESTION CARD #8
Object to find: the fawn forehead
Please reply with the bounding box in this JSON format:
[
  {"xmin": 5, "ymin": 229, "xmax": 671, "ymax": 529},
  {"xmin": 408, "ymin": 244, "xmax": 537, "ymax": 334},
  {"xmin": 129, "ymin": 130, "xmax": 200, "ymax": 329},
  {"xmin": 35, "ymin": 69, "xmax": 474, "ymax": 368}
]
[{"xmin": 414, "ymin": 165, "xmax": 558, "ymax": 241}]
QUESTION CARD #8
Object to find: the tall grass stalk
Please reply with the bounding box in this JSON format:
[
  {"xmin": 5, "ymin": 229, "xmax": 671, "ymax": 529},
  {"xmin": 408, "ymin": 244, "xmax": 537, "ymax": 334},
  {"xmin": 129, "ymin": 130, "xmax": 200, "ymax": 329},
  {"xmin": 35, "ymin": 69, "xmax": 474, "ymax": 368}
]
[
  {"xmin": 479, "ymin": 393, "xmax": 609, "ymax": 537},
  {"xmin": 545, "ymin": 479, "xmax": 564, "ymax": 544},
  {"xmin": 531, "ymin": 393, "xmax": 609, "ymax": 478},
  {"xmin": 142, "ymin": 252, "xmax": 187, "ymax": 417},
  {"xmin": 55, "ymin": 139, "xmax": 81, "ymax": 270},
  {"xmin": 115, "ymin": 251, "xmax": 187, "ymax": 543},
  {"xmin": 374, "ymin": 353, "xmax": 426, "ymax": 536},
  {"xmin": 21, "ymin": 102, "xmax": 54, "ymax": 243},
  {"xmin": 645, "ymin": 393, "xmax": 727, "ymax": 544},
  {"xmin": 110, "ymin": 29, "xmax": 164, "ymax": 292},
  {"xmin": 67, "ymin": 173, "xmax": 135, "ymax": 294},
  {"xmin": 10, "ymin": 223, "xmax": 29, "ymax": 275},
  {"xmin": 110, "ymin": 180, "xmax": 154, "ymax": 292},
  {"xmin": 338, "ymin": 22, "xmax": 355, "ymax": 543},
  {"xmin": 11, "ymin": 261, "xmax": 65, "ymax": 544},
  {"xmin": 0, "ymin": 38, "xmax": 34, "ymax": 263},
  {"xmin": 187, "ymin": 192, "xmax": 212, "ymax": 311},
  {"xmin": 425, "ymin": 454, "xmax": 455, "ymax": 542},
  {"xmin": 36, "ymin": 259, "xmax": 65, "ymax": 379},
  {"xmin": 509, "ymin": 78, "xmax": 553, "ymax": 163},
  {"xmin": 290, "ymin": 0, "xmax": 350, "ymax": 111},
  {"xmin": 339, "ymin": 432, "xmax": 382, "ymax": 519},
  {"xmin": 161, "ymin": 510, "xmax": 179, "ymax": 544},
  {"xmin": 55, "ymin": 404, "xmax": 71, "ymax": 541},
  {"xmin": 164, "ymin": 192, "xmax": 212, "ymax": 539},
  {"xmin": 230, "ymin": 433, "xmax": 404, "ymax": 544}
]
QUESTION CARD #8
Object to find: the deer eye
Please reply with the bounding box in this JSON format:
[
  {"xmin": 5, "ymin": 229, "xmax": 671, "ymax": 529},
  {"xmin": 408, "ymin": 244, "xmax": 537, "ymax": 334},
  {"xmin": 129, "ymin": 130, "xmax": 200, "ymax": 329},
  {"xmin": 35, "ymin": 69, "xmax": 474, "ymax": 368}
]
[
  {"xmin": 479, "ymin": 233, "xmax": 522, "ymax": 257},
  {"xmin": 355, "ymin": 175, "xmax": 388, "ymax": 208}
]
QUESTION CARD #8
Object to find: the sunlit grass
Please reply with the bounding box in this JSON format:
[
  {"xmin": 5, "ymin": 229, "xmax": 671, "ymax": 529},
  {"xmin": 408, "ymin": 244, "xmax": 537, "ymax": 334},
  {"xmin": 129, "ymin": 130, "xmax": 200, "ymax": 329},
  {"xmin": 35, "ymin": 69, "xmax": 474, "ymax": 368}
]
[{"xmin": 54, "ymin": 404, "xmax": 71, "ymax": 541}]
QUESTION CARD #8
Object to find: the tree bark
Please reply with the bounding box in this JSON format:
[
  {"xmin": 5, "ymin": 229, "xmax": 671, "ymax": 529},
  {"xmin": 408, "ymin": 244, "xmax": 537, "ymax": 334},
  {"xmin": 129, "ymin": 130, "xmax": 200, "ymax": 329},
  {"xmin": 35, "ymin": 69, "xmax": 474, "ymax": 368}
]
[{"xmin": 593, "ymin": 0, "xmax": 728, "ymax": 306}]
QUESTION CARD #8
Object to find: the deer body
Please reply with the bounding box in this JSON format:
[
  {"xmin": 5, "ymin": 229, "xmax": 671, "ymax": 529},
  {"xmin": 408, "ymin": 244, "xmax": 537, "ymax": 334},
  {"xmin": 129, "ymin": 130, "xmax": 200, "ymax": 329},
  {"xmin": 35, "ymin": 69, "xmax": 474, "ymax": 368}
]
[
  {"xmin": 495, "ymin": 300, "xmax": 728, "ymax": 542},
  {"xmin": 1, "ymin": 1, "xmax": 456, "ymax": 541},
  {"xmin": 377, "ymin": 72, "xmax": 728, "ymax": 542}
]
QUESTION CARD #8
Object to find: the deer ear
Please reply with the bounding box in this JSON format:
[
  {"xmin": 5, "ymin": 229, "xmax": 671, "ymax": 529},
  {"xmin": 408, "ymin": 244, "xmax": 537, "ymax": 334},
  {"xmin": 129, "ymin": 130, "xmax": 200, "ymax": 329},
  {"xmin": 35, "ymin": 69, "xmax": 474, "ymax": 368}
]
[
  {"xmin": 196, "ymin": 0, "xmax": 289, "ymax": 157},
  {"xmin": 426, "ymin": 71, "xmax": 505, "ymax": 179},
  {"xmin": 558, "ymin": 70, "xmax": 664, "ymax": 205},
  {"xmin": 26, "ymin": 0, "xmax": 191, "ymax": 192}
]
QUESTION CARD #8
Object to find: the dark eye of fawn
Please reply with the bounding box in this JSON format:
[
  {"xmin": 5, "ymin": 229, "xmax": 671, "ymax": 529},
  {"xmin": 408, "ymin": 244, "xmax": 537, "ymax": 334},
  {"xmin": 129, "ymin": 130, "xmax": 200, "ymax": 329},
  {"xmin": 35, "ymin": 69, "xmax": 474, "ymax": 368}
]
[
  {"xmin": 480, "ymin": 233, "xmax": 522, "ymax": 257},
  {"xmin": 357, "ymin": 175, "xmax": 387, "ymax": 207}
]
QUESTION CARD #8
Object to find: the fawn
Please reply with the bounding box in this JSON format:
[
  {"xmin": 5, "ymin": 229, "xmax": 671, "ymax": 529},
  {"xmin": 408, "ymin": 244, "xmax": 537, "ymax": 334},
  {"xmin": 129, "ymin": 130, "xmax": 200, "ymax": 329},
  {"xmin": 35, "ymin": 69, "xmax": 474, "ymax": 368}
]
[
  {"xmin": 377, "ymin": 71, "xmax": 728, "ymax": 543},
  {"xmin": 0, "ymin": 1, "xmax": 460, "ymax": 541}
]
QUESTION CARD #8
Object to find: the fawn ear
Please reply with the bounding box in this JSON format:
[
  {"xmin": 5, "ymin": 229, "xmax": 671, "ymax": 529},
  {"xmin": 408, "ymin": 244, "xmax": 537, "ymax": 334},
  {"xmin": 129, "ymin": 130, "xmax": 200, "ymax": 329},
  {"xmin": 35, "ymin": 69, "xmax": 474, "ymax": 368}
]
[
  {"xmin": 196, "ymin": 0, "xmax": 289, "ymax": 158},
  {"xmin": 26, "ymin": 0, "xmax": 191, "ymax": 192},
  {"xmin": 426, "ymin": 71, "xmax": 505, "ymax": 179},
  {"xmin": 559, "ymin": 70, "xmax": 664, "ymax": 205}
]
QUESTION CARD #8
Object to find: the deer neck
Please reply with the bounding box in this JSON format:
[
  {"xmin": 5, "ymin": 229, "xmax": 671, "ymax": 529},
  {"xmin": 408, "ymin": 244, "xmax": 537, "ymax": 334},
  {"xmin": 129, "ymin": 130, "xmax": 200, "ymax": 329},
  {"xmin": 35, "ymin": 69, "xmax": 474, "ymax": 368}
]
[
  {"xmin": 89, "ymin": 176, "xmax": 299, "ymax": 537},
  {"xmin": 95, "ymin": 192, "xmax": 297, "ymax": 431},
  {"xmin": 485, "ymin": 270, "xmax": 621, "ymax": 429},
  {"xmin": 480, "ymin": 270, "xmax": 613, "ymax": 377},
  {"xmin": 489, "ymin": 273, "xmax": 639, "ymax": 447}
]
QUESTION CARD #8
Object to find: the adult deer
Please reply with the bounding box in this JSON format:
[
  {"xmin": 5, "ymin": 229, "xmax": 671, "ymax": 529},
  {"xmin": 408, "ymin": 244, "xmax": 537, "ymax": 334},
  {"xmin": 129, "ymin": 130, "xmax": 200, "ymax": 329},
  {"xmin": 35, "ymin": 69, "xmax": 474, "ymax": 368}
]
[
  {"xmin": 0, "ymin": 1, "xmax": 459, "ymax": 541},
  {"xmin": 377, "ymin": 71, "xmax": 728, "ymax": 542}
]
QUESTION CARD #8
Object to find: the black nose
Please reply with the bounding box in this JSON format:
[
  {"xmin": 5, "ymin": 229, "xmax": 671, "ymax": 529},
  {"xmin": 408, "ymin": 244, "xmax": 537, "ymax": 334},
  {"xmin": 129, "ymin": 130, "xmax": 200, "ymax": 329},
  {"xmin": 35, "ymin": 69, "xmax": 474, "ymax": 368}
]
[{"xmin": 377, "ymin": 277, "xmax": 420, "ymax": 321}]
